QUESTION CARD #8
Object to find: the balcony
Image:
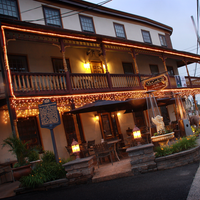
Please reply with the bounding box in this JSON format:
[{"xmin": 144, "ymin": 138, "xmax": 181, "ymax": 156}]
[{"xmin": 10, "ymin": 72, "xmax": 200, "ymax": 97}]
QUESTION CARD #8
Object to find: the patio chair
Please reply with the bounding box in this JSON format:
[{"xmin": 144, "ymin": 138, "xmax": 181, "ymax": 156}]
[{"xmin": 93, "ymin": 142, "xmax": 113, "ymax": 168}]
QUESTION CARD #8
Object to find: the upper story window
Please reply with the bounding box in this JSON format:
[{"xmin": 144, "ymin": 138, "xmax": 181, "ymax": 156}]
[
  {"xmin": 79, "ymin": 15, "xmax": 95, "ymax": 33},
  {"xmin": 159, "ymin": 34, "xmax": 167, "ymax": 47},
  {"xmin": 43, "ymin": 6, "xmax": 62, "ymax": 27},
  {"xmin": 142, "ymin": 30, "xmax": 152, "ymax": 44},
  {"xmin": 150, "ymin": 64, "xmax": 159, "ymax": 75},
  {"xmin": 0, "ymin": 0, "xmax": 19, "ymax": 19},
  {"xmin": 8, "ymin": 55, "xmax": 28, "ymax": 72},
  {"xmin": 122, "ymin": 62, "xmax": 134, "ymax": 74},
  {"xmin": 52, "ymin": 58, "xmax": 71, "ymax": 73},
  {"xmin": 114, "ymin": 23, "xmax": 126, "ymax": 39}
]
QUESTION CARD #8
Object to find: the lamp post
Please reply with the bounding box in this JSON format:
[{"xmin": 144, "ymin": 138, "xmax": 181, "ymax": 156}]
[
  {"xmin": 71, "ymin": 139, "xmax": 80, "ymax": 159},
  {"xmin": 133, "ymin": 126, "xmax": 142, "ymax": 145}
]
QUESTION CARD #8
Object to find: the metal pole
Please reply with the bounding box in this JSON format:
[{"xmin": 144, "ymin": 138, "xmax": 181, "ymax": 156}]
[{"xmin": 50, "ymin": 128, "xmax": 59, "ymax": 163}]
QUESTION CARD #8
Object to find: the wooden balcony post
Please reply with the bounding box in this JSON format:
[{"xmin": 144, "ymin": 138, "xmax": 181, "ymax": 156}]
[
  {"xmin": 59, "ymin": 39, "xmax": 68, "ymax": 72},
  {"xmin": 66, "ymin": 71, "xmax": 72, "ymax": 93},
  {"xmin": 106, "ymin": 72, "xmax": 113, "ymax": 91},
  {"xmin": 160, "ymin": 54, "xmax": 171, "ymax": 88},
  {"xmin": 130, "ymin": 49, "xmax": 142, "ymax": 88},
  {"xmin": 183, "ymin": 59, "xmax": 192, "ymax": 86},
  {"xmin": 100, "ymin": 42, "xmax": 108, "ymax": 73}
]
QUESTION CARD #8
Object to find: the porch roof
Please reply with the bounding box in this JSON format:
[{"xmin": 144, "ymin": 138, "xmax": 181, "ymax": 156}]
[{"xmin": 1, "ymin": 17, "xmax": 200, "ymax": 66}]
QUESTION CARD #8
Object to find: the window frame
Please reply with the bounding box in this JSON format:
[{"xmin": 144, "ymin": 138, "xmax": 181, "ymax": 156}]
[
  {"xmin": 141, "ymin": 30, "xmax": 152, "ymax": 44},
  {"xmin": 8, "ymin": 54, "xmax": 29, "ymax": 72},
  {"xmin": 149, "ymin": 64, "xmax": 159, "ymax": 75},
  {"xmin": 167, "ymin": 66, "xmax": 174, "ymax": 75},
  {"xmin": 79, "ymin": 14, "xmax": 95, "ymax": 33},
  {"xmin": 113, "ymin": 22, "xmax": 126, "ymax": 39},
  {"xmin": 159, "ymin": 34, "xmax": 167, "ymax": 47},
  {"xmin": 43, "ymin": 5, "xmax": 62, "ymax": 28},
  {"xmin": 51, "ymin": 57, "xmax": 71, "ymax": 73},
  {"xmin": 0, "ymin": 0, "xmax": 20, "ymax": 20}
]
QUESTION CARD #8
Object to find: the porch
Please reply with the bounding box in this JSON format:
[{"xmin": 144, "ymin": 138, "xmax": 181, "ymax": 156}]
[{"xmin": 10, "ymin": 71, "xmax": 200, "ymax": 96}]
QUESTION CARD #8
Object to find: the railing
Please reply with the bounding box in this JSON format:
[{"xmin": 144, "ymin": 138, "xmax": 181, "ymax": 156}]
[
  {"xmin": 70, "ymin": 73, "xmax": 109, "ymax": 92},
  {"xmin": 9, "ymin": 72, "xmax": 200, "ymax": 96},
  {"xmin": 110, "ymin": 74, "xmax": 140, "ymax": 89},
  {"xmin": 12, "ymin": 72, "xmax": 68, "ymax": 95}
]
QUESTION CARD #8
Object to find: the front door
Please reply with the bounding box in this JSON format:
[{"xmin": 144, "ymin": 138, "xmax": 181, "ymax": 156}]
[
  {"xmin": 90, "ymin": 61, "xmax": 104, "ymax": 73},
  {"xmin": 99, "ymin": 113, "xmax": 121, "ymax": 140}
]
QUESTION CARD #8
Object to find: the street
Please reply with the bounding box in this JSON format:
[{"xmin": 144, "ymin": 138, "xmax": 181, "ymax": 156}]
[{"xmin": 6, "ymin": 162, "xmax": 199, "ymax": 200}]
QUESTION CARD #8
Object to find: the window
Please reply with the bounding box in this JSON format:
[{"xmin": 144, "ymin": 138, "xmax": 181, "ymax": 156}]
[
  {"xmin": 17, "ymin": 117, "xmax": 42, "ymax": 149},
  {"xmin": 114, "ymin": 23, "xmax": 126, "ymax": 39},
  {"xmin": 159, "ymin": 34, "xmax": 167, "ymax": 47},
  {"xmin": 122, "ymin": 62, "xmax": 134, "ymax": 74},
  {"xmin": 43, "ymin": 6, "xmax": 62, "ymax": 27},
  {"xmin": 8, "ymin": 55, "xmax": 28, "ymax": 72},
  {"xmin": 79, "ymin": 15, "xmax": 95, "ymax": 33},
  {"xmin": 150, "ymin": 64, "xmax": 159, "ymax": 75},
  {"xmin": 52, "ymin": 58, "xmax": 71, "ymax": 73},
  {"xmin": 142, "ymin": 30, "xmax": 152, "ymax": 44},
  {"xmin": 167, "ymin": 66, "xmax": 174, "ymax": 75},
  {"xmin": 0, "ymin": 0, "xmax": 19, "ymax": 19}
]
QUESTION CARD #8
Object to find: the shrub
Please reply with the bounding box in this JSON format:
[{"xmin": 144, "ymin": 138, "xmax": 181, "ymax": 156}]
[
  {"xmin": 20, "ymin": 162, "xmax": 66, "ymax": 188},
  {"xmin": 28, "ymin": 149, "xmax": 40, "ymax": 162},
  {"xmin": 41, "ymin": 151, "xmax": 56, "ymax": 163},
  {"xmin": 155, "ymin": 135, "xmax": 197, "ymax": 158}
]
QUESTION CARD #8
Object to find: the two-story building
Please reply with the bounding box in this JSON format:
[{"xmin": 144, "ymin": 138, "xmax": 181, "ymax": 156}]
[{"xmin": 1, "ymin": 0, "xmax": 200, "ymax": 162}]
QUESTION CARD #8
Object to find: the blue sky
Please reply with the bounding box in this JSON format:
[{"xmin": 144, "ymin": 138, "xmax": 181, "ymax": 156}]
[{"xmin": 84, "ymin": 0, "xmax": 199, "ymax": 77}]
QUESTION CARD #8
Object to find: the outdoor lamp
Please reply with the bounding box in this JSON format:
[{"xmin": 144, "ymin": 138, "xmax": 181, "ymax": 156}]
[
  {"xmin": 71, "ymin": 139, "xmax": 80, "ymax": 159},
  {"xmin": 133, "ymin": 126, "xmax": 142, "ymax": 145}
]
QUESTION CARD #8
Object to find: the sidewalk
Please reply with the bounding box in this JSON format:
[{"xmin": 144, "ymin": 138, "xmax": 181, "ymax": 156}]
[{"xmin": 0, "ymin": 181, "xmax": 20, "ymax": 199}]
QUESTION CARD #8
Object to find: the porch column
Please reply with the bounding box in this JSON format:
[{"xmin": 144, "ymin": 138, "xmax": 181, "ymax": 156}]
[
  {"xmin": 183, "ymin": 59, "xmax": 192, "ymax": 86},
  {"xmin": 130, "ymin": 49, "xmax": 142, "ymax": 87},
  {"xmin": 159, "ymin": 54, "xmax": 171, "ymax": 87},
  {"xmin": 59, "ymin": 39, "xmax": 68, "ymax": 72},
  {"xmin": 193, "ymin": 95, "xmax": 199, "ymax": 115},
  {"xmin": 130, "ymin": 49, "xmax": 139, "ymax": 74},
  {"xmin": 100, "ymin": 42, "xmax": 108, "ymax": 72},
  {"xmin": 100, "ymin": 42, "xmax": 112, "ymax": 90}
]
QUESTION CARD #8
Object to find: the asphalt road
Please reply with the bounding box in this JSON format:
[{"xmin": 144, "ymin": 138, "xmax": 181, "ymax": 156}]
[{"xmin": 6, "ymin": 162, "xmax": 200, "ymax": 200}]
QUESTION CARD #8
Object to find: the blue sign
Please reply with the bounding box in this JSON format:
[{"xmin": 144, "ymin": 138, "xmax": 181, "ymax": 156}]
[{"xmin": 38, "ymin": 99, "xmax": 61, "ymax": 129}]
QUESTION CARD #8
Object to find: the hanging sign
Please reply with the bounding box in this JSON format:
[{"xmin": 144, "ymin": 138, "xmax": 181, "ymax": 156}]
[
  {"xmin": 38, "ymin": 99, "xmax": 61, "ymax": 129},
  {"xmin": 143, "ymin": 74, "xmax": 168, "ymax": 91}
]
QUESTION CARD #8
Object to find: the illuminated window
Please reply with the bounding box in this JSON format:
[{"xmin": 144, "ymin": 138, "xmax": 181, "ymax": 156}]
[
  {"xmin": 114, "ymin": 23, "xmax": 126, "ymax": 39},
  {"xmin": 0, "ymin": 0, "xmax": 19, "ymax": 19},
  {"xmin": 79, "ymin": 15, "xmax": 95, "ymax": 33},
  {"xmin": 43, "ymin": 6, "xmax": 62, "ymax": 27},
  {"xmin": 159, "ymin": 34, "xmax": 167, "ymax": 47},
  {"xmin": 142, "ymin": 30, "xmax": 152, "ymax": 44},
  {"xmin": 52, "ymin": 58, "xmax": 71, "ymax": 73},
  {"xmin": 8, "ymin": 55, "xmax": 28, "ymax": 72}
]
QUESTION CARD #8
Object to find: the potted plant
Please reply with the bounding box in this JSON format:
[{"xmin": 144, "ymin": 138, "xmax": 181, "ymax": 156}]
[{"xmin": 2, "ymin": 135, "xmax": 32, "ymax": 181}]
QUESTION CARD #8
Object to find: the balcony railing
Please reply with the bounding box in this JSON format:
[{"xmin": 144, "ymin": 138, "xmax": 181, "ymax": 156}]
[{"xmin": 10, "ymin": 72, "xmax": 200, "ymax": 96}]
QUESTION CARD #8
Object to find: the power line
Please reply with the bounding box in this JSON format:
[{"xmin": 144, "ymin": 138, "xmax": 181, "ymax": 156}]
[
  {"xmin": 21, "ymin": 5, "xmax": 42, "ymax": 14},
  {"xmin": 25, "ymin": 0, "xmax": 112, "ymax": 23}
]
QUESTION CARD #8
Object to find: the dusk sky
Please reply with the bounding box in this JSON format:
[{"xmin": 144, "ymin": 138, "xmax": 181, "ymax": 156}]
[{"xmin": 85, "ymin": 0, "xmax": 199, "ymax": 77}]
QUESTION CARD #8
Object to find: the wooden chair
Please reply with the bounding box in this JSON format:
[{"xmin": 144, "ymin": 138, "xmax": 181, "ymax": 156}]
[{"xmin": 93, "ymin": 142, "xmax": 113, "ymax": 168}]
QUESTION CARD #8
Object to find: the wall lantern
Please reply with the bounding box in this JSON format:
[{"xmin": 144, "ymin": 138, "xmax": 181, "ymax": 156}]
[
  {"xmin": 95, "ymin": 114, "xmax": 99, "ymax": 120},
  {"xmin": 133, "ymin": 126, "xmax": 142, "ymax": 145},
  {"xmin": 71, "ymin": 139, "xmax": 80, "ymax": 159},
  {"xmin": 117, "ymin": 112, "xmax": 121, "ymax": 116}
]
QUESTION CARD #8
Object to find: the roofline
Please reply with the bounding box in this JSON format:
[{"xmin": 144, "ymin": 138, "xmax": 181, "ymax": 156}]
[
  {"xmin": 50, "ymin": 0, "xmax": 173, "ymax": 34},
  {"xmin": 0, "ymin": 18, "xmax": 198, "ymax": 64}
]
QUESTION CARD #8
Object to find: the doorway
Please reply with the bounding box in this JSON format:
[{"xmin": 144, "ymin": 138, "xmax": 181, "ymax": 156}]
[{"xmin": 90, "ymin": 61, "xmax": 104, "ymax": 73}]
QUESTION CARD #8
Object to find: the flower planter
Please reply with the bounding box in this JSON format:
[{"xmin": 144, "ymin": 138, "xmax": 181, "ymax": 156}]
[
  {"xmin": 12, "ymin": 164, "xmax": 32, "ymax": 181},
  {"xmin": 30, "ymin": 160, "xmax": 41, "ymax": 170},
  {"xmin": 151, "ymin": 132, "xmax": 175, "ymax": 146}
]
